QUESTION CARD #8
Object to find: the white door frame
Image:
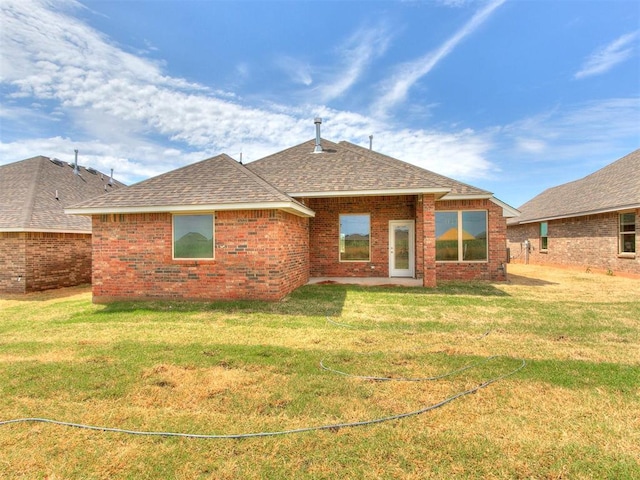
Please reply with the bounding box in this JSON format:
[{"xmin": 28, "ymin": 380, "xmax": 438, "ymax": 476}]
[{"xmin": 389, "ymin": 220, "xmax": 415, "ymax": 277}]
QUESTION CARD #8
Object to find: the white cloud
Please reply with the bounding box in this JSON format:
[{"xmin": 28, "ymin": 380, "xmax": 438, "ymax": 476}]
[
  {"xmin": 234, "ymin": 62, "xmax": 250, "ymax": 83},
  {"xmin": 314, "ymin": 25, "xmax": 392, "ymax": 102},
  {"xmin": 575, "ymin": 31, "xmax": 639, "ymax": 79},
  {"xmin": 0, "ymin": 0, "xmax": 498, "ymax": 185},
  {"xmin": 500, "ymin": 97, "xmax": 640, "ymax": 160},
  {"xmin": 275, "ymin": 56, "xmax": 313, "ymax": 86},
  {"xmin": 516, "ymin": 138, "xmax": 547, "ymax": 153},
  {"xmin": 372, "ymin": 0, "xmax": 506, "ymax": 117}
]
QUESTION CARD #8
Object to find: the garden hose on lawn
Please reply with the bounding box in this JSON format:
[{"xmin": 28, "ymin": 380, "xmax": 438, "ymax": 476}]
[{"xmin": 0, "ymin": 314, "xmax": 525, "ymax": 439}]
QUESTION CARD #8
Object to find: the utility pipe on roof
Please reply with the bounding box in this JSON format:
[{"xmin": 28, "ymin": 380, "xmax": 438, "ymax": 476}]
[
  {"xmin": 313, "ymin": 117, "xmax": 323, "ymax": 153},
  {"xmin": 73, "ymin": 149, "xmax": 79, "ymax": 175}
]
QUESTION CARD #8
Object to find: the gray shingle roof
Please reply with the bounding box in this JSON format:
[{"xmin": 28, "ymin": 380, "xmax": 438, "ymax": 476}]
[
  {"xmin": 0, "ymin": 156, "xmax": 124, "ymax": 233},
  {"xmin": 67, "ymin": 154, "xmax": 313, "ymax": 217},
  {"xmin": 65, "ymin": 137, "xmax": 513, "ymax": 217},
  {"xmin": 246, "ymin": 139, "xmax": 491, "ymax": 197},
  {"xmin": 509, "ymin": 148, "xmax": 640, "ymax": 225}
]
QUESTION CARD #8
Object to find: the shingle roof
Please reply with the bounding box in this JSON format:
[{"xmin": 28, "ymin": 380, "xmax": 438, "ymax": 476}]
[
  {"xmin": 67, "ymin": 154, "xmax": 314, "ymax": 217},
  {"xmin": 65, "ymin": 136, "xmax": 516, "ymax": 218},
  {"xmin": 246, "ymin": 139, "xmax": 491, "ymax": 197},
  {"xmin": 508, "ymin": 148, "xmax": 640, "ymax": 225},
  {"xmin": 0, "ymin": 156, "xmax": 125, "ymax": 233}
]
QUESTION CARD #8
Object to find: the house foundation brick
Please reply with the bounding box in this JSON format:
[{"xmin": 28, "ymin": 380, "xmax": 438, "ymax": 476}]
[
  {"xmin": 305, "ymin": 195, "xmax": 507, "ymax": 285},
  {"xmin": 307, "ymin": 195, "xmax": 417, "ymax": 278},
  {"xmin": 435, "ymin": 199, "xmax": 508, "ymax": 282},
  {"xmin": 0, "ymin": 231, "xmax": 92, "ymax": 293},
  {"xmin": 420, "ymin": 194, "xmax": 437, "ymax": 287},
  {"xmin": 507, "ymin": 209, "xmax": 639, "ymax": 276},
  {"xmin": 91, "ymin": 210, "xmax": 309, "ymax": 302}
]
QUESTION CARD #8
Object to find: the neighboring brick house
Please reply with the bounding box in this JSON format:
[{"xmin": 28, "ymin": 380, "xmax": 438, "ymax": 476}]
[
  {"xmin": 507, "ymin": 149, "xmax": 639, "ymax": 276},
  {"xmin": 0, "ymin": 155, "xmax": 124, "ymax": 294},
  {"xmin": 68, "ymin": 121, "xmax": 518, "ymax": 302}
]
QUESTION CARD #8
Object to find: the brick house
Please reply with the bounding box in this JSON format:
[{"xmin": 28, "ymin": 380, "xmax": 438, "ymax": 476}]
[
  {"xmin": 0, "ymin": 155, "xmax": 124, "ymax": 293},
  {"xmin": 507, "ymin": 149, "xmax": 639, "ymax": 276},
  {"xmin": 68, "ymin": 121, "xmax": 518, "ymax": 302}
]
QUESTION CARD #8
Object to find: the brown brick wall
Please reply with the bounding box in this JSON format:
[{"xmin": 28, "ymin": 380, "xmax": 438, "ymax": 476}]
[
  {"xmin": 0, "ymin": 232, "xmax": 26, "ymax": 293},
  {"xmin": 0, "ymin": 231, "xmax": 92, "ymax": 293},
  {"xmin": 306, "ymin": 195, "xmax": 507, "ymax": 284},
  {"xmin": 419, "ymin": 194, "xmax": 437, "ymax": 287},
  {"xmin": 435, "ymin": 199, "xmax": 508, "ymax": 281},
  {"xmin": 306, "ymin": 196, "xmax": 417, "ymax": 278},
  {"xmin": 507, "ymin": 209, "xmax": 639, "ymax": 275},
  {"xmin": 91, "ymin": 210, "xmax": 309, "ymax": 302}
]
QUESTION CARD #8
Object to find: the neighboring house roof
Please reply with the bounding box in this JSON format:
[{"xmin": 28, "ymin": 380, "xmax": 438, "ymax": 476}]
[
  {"xmin": 508, "ymin": 148, "xmax": 640, "ymax": 225},
  {"xmin": 246, "ymin": 139, "xmax": 490, "ymax": 198},
  {"xmin": 0, "ymin": 156, "xmax": 124, "ymax": 233},
  {"xmin": 66, "ymin": 154, "xmax": 315, "ymax": 217}
]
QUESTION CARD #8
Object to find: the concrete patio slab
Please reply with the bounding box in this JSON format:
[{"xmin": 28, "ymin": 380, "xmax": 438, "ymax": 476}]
[{"xmin": 307, "ymin": 277, "xmax": 423, "ymax": 287}]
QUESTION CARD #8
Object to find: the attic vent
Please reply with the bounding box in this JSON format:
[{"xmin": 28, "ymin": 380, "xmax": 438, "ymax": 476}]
[
  {"xmin": 50, "ymin": 158, "xmax": 65, "ymax": 167},
  {"xmin": 87, "ymin": 167, "xmax": 98, "ymax": 175}
]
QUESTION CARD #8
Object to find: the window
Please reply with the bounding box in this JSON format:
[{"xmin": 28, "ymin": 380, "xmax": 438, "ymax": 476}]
[
  {"xmin": 619, "ymin": 213, "xmax": 636, "ymax": 254},
  {"xmin": 339, "ymin": 214, "xmax": 370, "ymax": 261},
  {"xmin": 173, "ymin": 214, "xmax": 214, "ymax": 259},
  {"xmin": 540, "ymin": 222, "xmax": 548, "ymax": 250},
  {"xmin": 436, "ymin": 211, "xmax": 487, "ymax": 262}
]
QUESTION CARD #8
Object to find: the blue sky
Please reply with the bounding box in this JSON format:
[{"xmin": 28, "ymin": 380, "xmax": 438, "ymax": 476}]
[{"xmin": 1, "ymin": 0, "xmax": 638, "ymax": 208}]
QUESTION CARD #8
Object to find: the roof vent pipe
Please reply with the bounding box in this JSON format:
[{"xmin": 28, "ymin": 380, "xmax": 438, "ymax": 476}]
[
  {"xmin": 73, "ymin": 149, "xmax": 80, "ymax": 175},
  {"xmin": 369, "ymin": 135, "xmax": 373, "ymax": 151},
  {"xmin": 108, "ymin": 168, "xmax": 114, "ymax": 186},
  {"xmin": 313, "ymin": 117, "xmax": 323, "ymax": 153}
]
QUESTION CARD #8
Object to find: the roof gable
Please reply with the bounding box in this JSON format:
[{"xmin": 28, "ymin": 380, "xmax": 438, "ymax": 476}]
[
  {"xmin": 510, "ymin": 148, "xmax": 640, "ymax": 224},
  {"xmin": 67, "ymin": 154, "xmax": 314, "ymax": 217},
  {"xmin": 0, "ymin": 156, "xmax": 124, "ymax": 233},
  {"xmin": 246, "ymin": 139, "xmax": 491, "ymax": 198}
]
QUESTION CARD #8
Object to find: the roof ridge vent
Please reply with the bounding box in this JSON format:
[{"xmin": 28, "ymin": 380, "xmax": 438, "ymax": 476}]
[{"xmin": 313, "ymin": 117, "xmax": 323, "ymax": 153}]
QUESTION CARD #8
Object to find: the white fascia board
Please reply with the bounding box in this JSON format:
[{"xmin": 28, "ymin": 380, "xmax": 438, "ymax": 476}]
[
  {"xmin": 490, "ymin": 198, "xmax": 521, "ymax": 218},
  {"xmin": 439, "ymin": 194, "xmax": 493, "ymax": 201},
  {"xmin": 437, "ymin": 194, "xmax": 520, "ymax": 218},
  {"xmin": 289, "ymin": 187, "xmax": 451, "ymax": 199},
  {"xmin": 513, "ymin": 203, "xmax": 640, "ymax": 225},
  {"xmin": 65, "ymin": 201, "xmax": 315, "ymax": 218},
  {"xmin": 0, "ymin": 227, "xmax": 92, "ymax": 234}
]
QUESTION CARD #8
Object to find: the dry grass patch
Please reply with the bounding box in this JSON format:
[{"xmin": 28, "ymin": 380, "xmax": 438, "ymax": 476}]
[
  {"xmin": 503, "ymin": 264, "xmax": 640, "ymax": 303},
  {"xmin": 1, "ymin": 265, "xmax": 639, "ymax": 479}
]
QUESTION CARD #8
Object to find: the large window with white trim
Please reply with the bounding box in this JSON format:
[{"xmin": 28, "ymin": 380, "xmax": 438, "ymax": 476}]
[
  {"xmin": 436, "ymin": 210, "xmax": 488, "ymax": 262},
  {"xmin": 173, "ymin": 214, "xmax": 214, "ymax": 259},
  {"xmin": 619, "ymin": 212, "xmax": 636, "ymax": 254},
  {"xmin": 339, "ymin": 214, "xmax": 370, "ymax": 261}
]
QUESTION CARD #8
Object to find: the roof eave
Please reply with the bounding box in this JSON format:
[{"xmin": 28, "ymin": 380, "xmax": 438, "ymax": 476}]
[
  {"xmin": 490, "ymin": 197, "xmax": 521, "ymax": 218},
  {"xmin": 0, "ymin": 227, "xmax": 92, "ymax": 234},
  {"xmin": 65, "ymin": 201, "xmax": 316, "ymax": 218},
  {"xmin": 289, "ymin": 187, "xmax": 451, "ymax": 199},
  {"xmin": 510, "ymin": 203, "xmax": 640, "ymax": 225},
  {"xmin": 438, "ymin": 193, "xmax": 521, "ymax": 218}
]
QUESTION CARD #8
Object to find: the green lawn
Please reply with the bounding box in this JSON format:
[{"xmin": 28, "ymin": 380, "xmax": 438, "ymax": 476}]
[{"xmin": 1, "ymin": 265, "xmax": 639, "ymax": 479}]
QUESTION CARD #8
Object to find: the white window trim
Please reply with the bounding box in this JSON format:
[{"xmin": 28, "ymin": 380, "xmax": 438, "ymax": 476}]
[
  {"xmin": 436, "ymin": 210, "xmax": 488, "ymax": 263},
  {"xmin": 339, "ymin": 213, "xmax": 371, "ymax": 263},
  {"xmin": 172, "ymin": 212, "xmax": 215, "ymax": 261},
  {"xmin": 540, "ymin": 221, "xmax": 549, "ymax": 252},
  {"xmin": 618, "ymin": 211, "xmax": 636, "ymax": 257}
]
